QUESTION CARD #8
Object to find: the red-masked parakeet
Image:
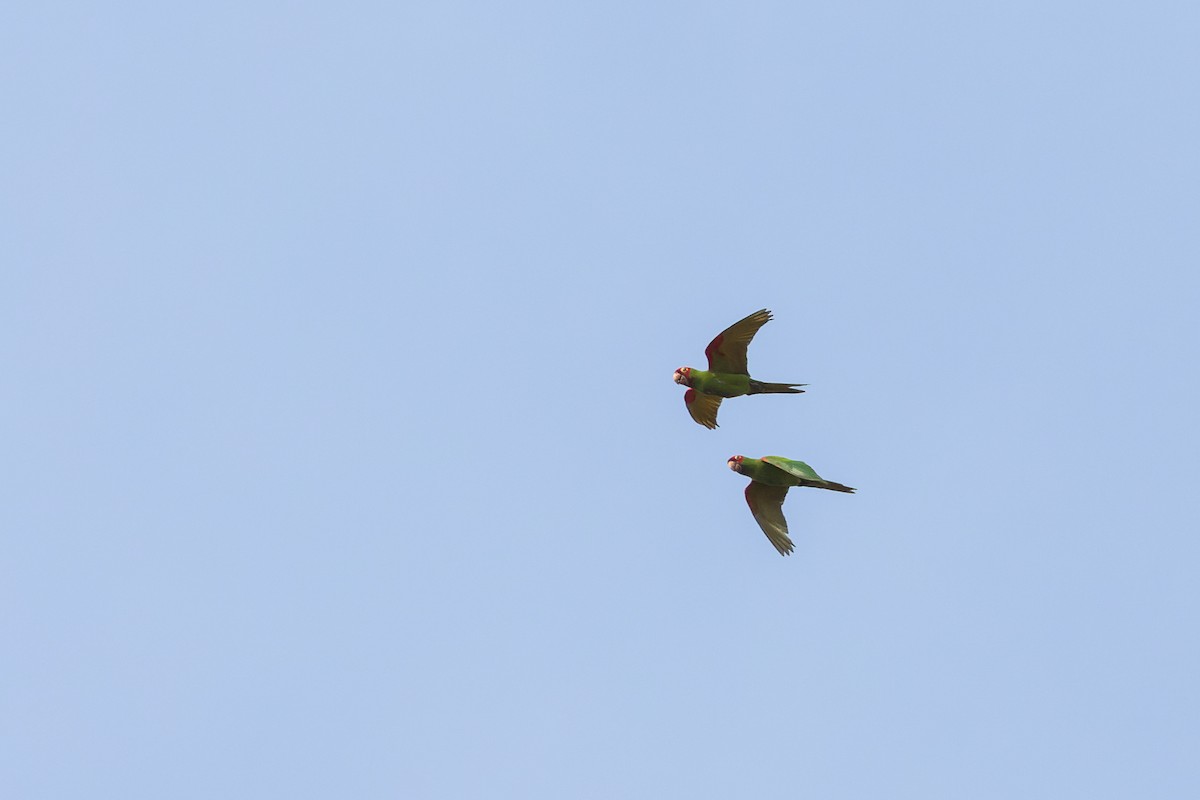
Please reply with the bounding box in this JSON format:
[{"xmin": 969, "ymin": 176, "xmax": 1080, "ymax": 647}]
[
  {"xmin": 727, "ymin": 455, "xmax": 855, "ymax": 556},
  {"xmin": 673, "ymin": 308, "xmax": 805, "ymax": 429}
]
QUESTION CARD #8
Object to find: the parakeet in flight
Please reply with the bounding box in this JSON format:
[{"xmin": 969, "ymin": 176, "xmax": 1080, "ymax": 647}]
[
  {"xmin": 673, "ymin": 308, "xmax": 805, "ymax": 429},
  {"xmin": 727, "ymin": 455, "xmax": 855, "ymax": 556}
]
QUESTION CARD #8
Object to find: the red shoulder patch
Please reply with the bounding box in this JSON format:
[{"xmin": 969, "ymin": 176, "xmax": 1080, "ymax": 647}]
[
  {"xmin": 704, "ymin": 334, "xmax": 724, "ymax": 369},
  {"xmin": 684, "ymin": 388, "xmax": 696, "ymax": 404}
]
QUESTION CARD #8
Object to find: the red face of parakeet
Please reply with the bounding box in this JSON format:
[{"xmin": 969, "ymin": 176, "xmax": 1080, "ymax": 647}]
[
  {"xmin": 727, "ymin": 455, "xmax": 744, "ymax": 473},
  {"xmin": 673, "ymin": 366, "xmax": 692, "ymax": 386}
]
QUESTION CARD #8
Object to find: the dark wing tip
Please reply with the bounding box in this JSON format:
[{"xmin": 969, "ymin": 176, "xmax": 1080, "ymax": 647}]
[{"xmin": 742, "ymin": 308, "xmax": 772, "ymax": 327}]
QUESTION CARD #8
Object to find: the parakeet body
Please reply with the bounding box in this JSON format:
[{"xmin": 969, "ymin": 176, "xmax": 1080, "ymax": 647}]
[
  {"xmin": 727, "ymin": 455, "xmax": 855, "ymax": 556},
  {"xmin": 673, "ymin": 309, "xmax": 805, "ymax": 429},
  {"xmin": 682, "ymin": 369, "xmax": 752, "ymax": 398}
]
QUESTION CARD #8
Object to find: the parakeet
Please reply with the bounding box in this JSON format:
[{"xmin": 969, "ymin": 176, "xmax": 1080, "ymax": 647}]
[
  {"xmin": 727, "ymin": 455, "xmax": 855, "ymax": 556},
  {"xmin": 673, "ymin": 308, "xmax": 805, "ymax": 429}
]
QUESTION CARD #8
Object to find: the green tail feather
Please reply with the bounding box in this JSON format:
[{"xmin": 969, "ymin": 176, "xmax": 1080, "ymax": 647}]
[{"xmin": 748, "ymin": 380, "xmax": 806, "ymax": 395}]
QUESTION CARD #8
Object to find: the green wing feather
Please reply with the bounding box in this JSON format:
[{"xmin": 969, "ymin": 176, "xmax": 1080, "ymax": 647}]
[
  {"xmin": 761, "ymin": 456, "xmax": 824, "ymax": 481},
  {"xmin": 705, "ymin": 309, "xmax": 772, "ymax": 375},
  {"xmin": 761, "ymin": 456, "xmax": 856, "ymax": 493},
  {"xmin": 744, "ymin": 482, "xmax": 794, "ymax": 556}
]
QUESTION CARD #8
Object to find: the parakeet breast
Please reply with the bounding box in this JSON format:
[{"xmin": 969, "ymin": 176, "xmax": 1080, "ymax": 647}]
[{"xmin": 690, "ymin": 370, "xmax": 752, "ymax": 398}]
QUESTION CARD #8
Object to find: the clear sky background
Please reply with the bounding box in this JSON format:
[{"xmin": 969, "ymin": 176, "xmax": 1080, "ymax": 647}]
[{"xmin": 4, "ymin": 2, "xmax": 1199, "ymax": 797}]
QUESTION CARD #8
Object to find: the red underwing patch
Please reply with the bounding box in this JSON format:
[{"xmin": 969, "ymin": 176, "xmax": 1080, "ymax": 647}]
[{"xmin": 704, "ymin": 334, "xmax": 724, "ymax": 368}]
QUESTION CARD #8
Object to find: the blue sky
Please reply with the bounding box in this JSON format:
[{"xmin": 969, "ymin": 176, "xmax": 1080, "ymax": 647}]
[{"xmin": 4, "ymin": 2, "xmax": 1199, "ymax": 797}]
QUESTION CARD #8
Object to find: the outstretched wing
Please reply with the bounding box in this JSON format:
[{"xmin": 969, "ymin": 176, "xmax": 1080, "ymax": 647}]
[
  {"xmin": 761, "ymin": 456, "xmax": 856, "ymax": 493},
  {"xmin": 745, "ymin": 482, "xmax": 793, "ymax": 556},
  {"xmin": 684, "ymin": 389, "xmax": 722, "ymax": 429},
  {"xmin": 704, "ymin": 308, "xmax": 772, "ymax": 375}
]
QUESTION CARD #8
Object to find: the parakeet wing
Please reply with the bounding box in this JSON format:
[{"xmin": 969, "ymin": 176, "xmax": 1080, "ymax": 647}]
[
  {"xmin": 745, "ymin": 482, "xmax": 794, "ymax": 556},
  {"xmin": 761, "ymin": 456, "xmax": 856, "ymax": 492},
  {"xmin": 704, "ymin": 308, "xmax": 772, "ymax": 375},
  {"xmin": 761, "ymin": 456, "xmax": 825, "ymax": 482},
  {"xmin": 763, "ymin": 455, "xmax": 859, "ymax": 494},
  {"xmin": 684, "ymin": 389, "xmax": 722, "ymax": 429}
]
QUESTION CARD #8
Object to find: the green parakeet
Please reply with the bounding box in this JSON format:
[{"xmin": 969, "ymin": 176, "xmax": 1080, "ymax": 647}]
[
  {"xmin": 673, "ymin": 308, "xmax": 805, "ymax": 429},
  {"xmin": 727, "ymin": 455, "xmax": 855, "ymax": 556}
]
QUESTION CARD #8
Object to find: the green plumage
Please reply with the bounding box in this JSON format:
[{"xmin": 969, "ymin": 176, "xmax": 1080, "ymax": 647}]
[
  {"xmin": 739, "ymin": 456, "xmax": 855, "ymax": 492},
  {"xmin": 686, "ymin": 369, "xmax": 752, "ymax": 398}
]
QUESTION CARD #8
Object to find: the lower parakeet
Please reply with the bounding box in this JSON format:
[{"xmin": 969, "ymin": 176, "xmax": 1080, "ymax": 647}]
[{"xmin": 727, "ymin": 455, "xmax": 855, "ymax": 556}]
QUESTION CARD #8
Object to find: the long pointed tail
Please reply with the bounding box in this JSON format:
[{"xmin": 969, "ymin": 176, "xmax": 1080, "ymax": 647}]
[
  {"xmin": 748, "ymin": 379, "xmax": 806, "ymax": 395},
  {"xmin": 818, "ymin": 481, "xmax": 856, "ymax": 493}
]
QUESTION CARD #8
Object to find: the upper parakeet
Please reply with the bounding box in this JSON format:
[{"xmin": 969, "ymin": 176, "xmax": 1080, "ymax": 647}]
[
  {"xmin": 727, "ymin": 455, "xmax": 855, "ymax": 556},
  {"xmin": 673, "ymin": 308, "xmax": 805, "ymax": 429}
]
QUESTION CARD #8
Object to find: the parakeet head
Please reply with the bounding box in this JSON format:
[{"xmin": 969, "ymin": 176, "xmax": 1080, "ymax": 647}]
[
  {"xmin": 673, "ymin": 366, "xmax": 692, "ymax": 386},
  {"xmin": 728, "ymin": 455, "xmax": 744, "ymax": 473}
]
